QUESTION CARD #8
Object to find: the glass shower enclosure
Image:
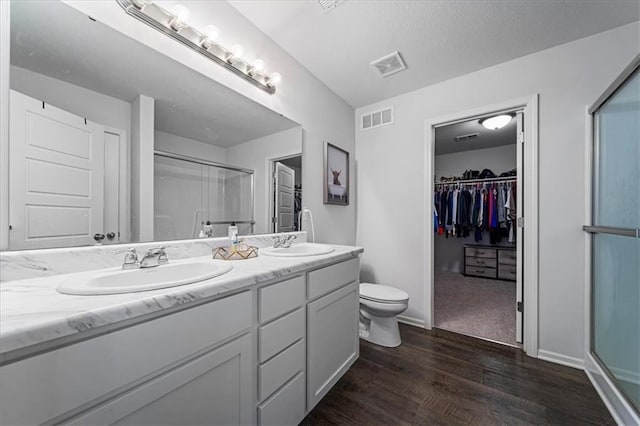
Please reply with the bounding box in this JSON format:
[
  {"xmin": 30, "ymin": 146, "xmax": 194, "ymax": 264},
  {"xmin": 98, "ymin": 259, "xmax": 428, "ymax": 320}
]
[
  {"xmin": 154, "ymin": 151, "xmax": 255, "ymax": 241},
  {"xmin": 585, "ymin": 56, "xmax": 640, "ymax": 416}
]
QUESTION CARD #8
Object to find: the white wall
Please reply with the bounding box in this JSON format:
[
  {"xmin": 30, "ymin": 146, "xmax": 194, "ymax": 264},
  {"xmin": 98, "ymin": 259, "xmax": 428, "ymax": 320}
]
[
  {"xmin": 131, "ymin": 95, "xmax": 155, "ymax": 242},
  {"xmin": 64, "ymin": 0, "xmax": 356, "ymax": 246},
  {"xmin": 355, "ymin": 22, "xmax": 640, "ymax": 361},
  {"xmin": 226, "ymin": 127, "xmax": 303, "ymax": 234},
  {"xmin": 9, "ymin": 66, "xmax": 131, "ymax": 133},
  {"xmin": 434, "ymin": 144, "xmax": 516, "ymax": 273},
  {"xmin": 155, "ymin": 130, "xmax": 227, "ymax": 163}
]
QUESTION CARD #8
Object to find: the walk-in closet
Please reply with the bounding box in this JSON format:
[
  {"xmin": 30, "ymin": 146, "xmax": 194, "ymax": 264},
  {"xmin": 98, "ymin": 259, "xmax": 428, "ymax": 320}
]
[{"xmin": 433, "ymin": 113, "xmax": 522, "ymax": 346}]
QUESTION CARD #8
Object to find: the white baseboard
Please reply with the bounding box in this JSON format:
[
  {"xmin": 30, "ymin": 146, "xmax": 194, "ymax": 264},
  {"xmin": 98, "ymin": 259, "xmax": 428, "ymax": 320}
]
[
  {"xmin": 397, "ymin": 315, "xmax": 425, "ymax": 328},
  {"xmin": 537, "ymin": 349, "xmax": 585, "ymax": 370}
]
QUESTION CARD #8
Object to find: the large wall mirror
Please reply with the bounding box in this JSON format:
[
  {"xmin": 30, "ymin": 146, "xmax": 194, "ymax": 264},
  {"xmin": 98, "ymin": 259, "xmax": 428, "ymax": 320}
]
[{"xmin": 7, "ymin": 0, "xmax": 303, "ymax": 250}]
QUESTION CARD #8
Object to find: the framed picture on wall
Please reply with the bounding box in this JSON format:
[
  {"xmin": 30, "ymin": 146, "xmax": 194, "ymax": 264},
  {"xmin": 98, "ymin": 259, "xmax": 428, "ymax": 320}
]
[{"xmin": 323, "ymin": 142, "xmax": 349, "ymax": 205}]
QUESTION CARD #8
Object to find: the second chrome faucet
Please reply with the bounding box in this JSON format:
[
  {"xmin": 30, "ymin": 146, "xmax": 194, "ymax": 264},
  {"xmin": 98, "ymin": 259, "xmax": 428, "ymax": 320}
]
[{"xmin": 122, "ymin": 247, "xmax": 169, "ymax": 269}]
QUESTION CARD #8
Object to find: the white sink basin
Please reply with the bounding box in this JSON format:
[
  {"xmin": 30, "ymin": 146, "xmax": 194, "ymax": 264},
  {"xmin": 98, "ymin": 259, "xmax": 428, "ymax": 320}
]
[
  {"xmin": 261, "ymin": 243, "xmax": 335, "ymax": 257},
  {"xmin": 57, "ymin": 260, "xmax": 233, "ymax": 295}
]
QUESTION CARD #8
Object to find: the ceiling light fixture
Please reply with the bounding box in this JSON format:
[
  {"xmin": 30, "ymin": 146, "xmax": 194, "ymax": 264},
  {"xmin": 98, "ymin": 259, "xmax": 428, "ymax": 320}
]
[
  {"xmin": 116, "ymin": 0, "xmax": 280, "ymax": 94},
  {"xmin": 480, "ymin": 114, "xmax": 513, "ymax": 130}
]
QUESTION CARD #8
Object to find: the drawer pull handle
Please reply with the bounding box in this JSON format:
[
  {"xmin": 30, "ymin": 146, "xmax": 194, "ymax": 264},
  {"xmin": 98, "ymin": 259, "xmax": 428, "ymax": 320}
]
[
  {"xmin": 476, "ymin": 270, "xmax": 485, "ymax": 274},
  {"xmin": 477, "ymin": 261, "xmax": 485, "ymax": 264},
  {"xmin": 477, "ymin": 251, "xmax": 485, "ymax": 255}
]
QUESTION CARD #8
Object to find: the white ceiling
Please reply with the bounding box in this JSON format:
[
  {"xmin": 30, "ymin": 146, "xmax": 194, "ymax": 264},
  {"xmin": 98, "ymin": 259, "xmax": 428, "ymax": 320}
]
[
  {"xmin": 230, "ymin": 0, "xmax": 640, "ymax": 108},
  {"xmin": 10, "ymin": 1, "xmax": 298, "ymax": 147},
  {"xmin": 435, "ymin": 116, "xmax": 516, "ymax": 156}
]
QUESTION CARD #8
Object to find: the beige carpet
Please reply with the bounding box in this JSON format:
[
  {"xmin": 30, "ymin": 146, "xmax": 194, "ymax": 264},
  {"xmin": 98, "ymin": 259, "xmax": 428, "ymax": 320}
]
[{"xmin": 434, "ymin": 271, "xmax": 516, "ymax": 345}]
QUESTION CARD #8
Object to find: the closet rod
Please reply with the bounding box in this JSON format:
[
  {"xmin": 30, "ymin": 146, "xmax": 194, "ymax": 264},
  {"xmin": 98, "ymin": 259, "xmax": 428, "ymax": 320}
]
[{"xmin": 434, "ymin": 176, "xmax": 517, "ymax": 186}]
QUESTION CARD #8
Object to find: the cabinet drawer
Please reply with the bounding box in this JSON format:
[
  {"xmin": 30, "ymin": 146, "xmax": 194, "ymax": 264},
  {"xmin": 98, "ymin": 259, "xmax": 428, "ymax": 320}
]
[
  {"xmin": 307, "ymin": 258, "xmax": 359, "ymax": 300},
  {"xmin": 259, "ymin": 308, "xmax": 305, "ymax": 362},
  {"xmin": 259, "ymin": 339, "xmax": 305, "ymax": 401},
  {"xmin": 259, "ymin": 276, "xmax": 305, "ymax": 324},
  {"xmin": 465, "ymin": 247, "xmax": 497, "ymax": 259},
  {"xmin": 68, "ymin": 334, "xmax": 253, "ymax": 426},
  {"xmin": 465, "ymin": 266, "xmax": 498, "ymax": 279},
  {"xmin": 498, "ymin": 264, "xmax": 517, "ymax": 281},
  {"xmin": 498, "ymin": 250, "xmax": 517, "ymax": 265},
  {"xmin": 0, "ymin": 291, "xmax": 252, "ymax": 426},
  {"xmin": 258, "ymin": 372, "xmax": 305, "ymax": 426},
  {"xmin": 465, "ymin": 257, "xmax": 496, "ymax": 268}
]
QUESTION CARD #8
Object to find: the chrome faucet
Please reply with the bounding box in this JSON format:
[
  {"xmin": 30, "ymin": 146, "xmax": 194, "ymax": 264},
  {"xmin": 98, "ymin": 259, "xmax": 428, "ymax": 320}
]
[
  {"xmin": 122, "ymin": 248, "xmax": 140, "ymax": 270},
  {"xmin": 139, "ymin": 246, "xmax": 169, "ymax": 268},
  {"xmin": 272, "ymin": 234, "xmax": 296, "ymax": 248}
]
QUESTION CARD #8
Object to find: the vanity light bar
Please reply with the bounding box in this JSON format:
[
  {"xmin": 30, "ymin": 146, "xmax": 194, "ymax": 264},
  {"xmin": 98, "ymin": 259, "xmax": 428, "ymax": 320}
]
[{"xmin": 116, "ymin": 0, "xmax": 279, "ymax": 94}]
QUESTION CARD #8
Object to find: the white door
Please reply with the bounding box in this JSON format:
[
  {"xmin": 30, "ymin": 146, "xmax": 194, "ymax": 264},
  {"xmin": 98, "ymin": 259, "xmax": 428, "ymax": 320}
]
[
  {"xmin": 9, "ymin": 90, "xmax": 105, "ymax": 249},
  {"xmin": 515, "ymin": 111, "xmax": 524, "ymax": 344},
  {"xmin": 274, "ymin": 162, "xmax": 295, "ymax": 232}
]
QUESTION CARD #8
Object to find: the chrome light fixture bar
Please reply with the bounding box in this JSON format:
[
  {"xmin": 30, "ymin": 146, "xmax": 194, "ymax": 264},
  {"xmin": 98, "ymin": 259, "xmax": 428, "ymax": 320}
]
[{"xmin": 116, "ymin": 0, "xmax": 279, "ymax": 94}]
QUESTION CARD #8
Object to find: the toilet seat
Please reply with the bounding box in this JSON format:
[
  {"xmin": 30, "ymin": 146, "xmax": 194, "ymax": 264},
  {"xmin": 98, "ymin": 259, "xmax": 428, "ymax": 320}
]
[{"xmin": 360, "ymin": 283, "xmax": 409, "ymax": 303}]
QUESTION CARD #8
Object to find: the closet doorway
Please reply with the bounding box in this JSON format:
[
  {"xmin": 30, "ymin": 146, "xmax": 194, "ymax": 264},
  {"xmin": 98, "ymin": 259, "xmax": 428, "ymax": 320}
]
[{"xmin": 425, "ymin": 96, "xmax": 539, "ymax": 355}]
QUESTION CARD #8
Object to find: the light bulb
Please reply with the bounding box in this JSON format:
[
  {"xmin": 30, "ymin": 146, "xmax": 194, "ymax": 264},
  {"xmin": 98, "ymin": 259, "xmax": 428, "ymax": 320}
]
[
  {"xmin": 201, "ymin": 25, "xmax": 219, "ymax": 48},
  {"xmin": 170, "ymin": 4, "xmax": 190, "ymax": 29},
  {"xmin": 269, "ymin": 72, "xmax": 282, "ymax": 86},
  {"xmin": 253, "ymin": 59, "xmax": 265, "ymax": 73},
  {"xmin": 131, "ymin": 0, "xmax": 149, "ymax": 9},
  {"xmin": 231, "ymin": 44, "xmax": 244, "ymax": 60},
  {"xmin": 481, "ymin": 114, "xmax": 512, "ymax": 130}
]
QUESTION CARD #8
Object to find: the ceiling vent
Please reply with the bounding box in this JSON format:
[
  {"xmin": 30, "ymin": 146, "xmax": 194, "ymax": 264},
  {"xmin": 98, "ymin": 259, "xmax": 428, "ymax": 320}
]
[
  {"xmin": 318, "ymin": 0, "xmax": 345, "ymax": 12},
  {"xmin": 371, "ymin": 51, "xmax": 407, "ymax": 78},
  {"xmin": 361, "ymin": 107, "xmax": 393, "ymax": 130},
  {"xmin": 455, "ymin": 133, "xmax": 480, "ymax": 141}
]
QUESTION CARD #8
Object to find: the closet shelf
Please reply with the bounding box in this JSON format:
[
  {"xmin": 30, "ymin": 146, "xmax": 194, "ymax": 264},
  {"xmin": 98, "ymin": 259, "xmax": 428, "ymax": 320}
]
[{"xmin": 435, "ymin": 176, "xmax": 517, "ymax": 186}]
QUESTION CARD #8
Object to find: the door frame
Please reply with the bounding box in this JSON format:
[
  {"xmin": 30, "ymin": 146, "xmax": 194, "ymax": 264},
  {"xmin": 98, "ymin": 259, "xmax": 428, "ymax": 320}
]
[
  {"xmin": 423, "ymin": 94, "xmax": 539, "ymax": 357},
  {"xmin": 266, "ymin": 152, "xmax": 302, "ymax": 234},
  {"xmin": 104, "ymin": 126, "xmax": 129, "ymax": 244}
]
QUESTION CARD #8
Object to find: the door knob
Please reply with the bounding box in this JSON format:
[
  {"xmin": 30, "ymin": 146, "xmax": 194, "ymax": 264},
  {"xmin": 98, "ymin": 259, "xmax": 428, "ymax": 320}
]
[
  {"xmin": 107, "ymin": 232, "xmax": 116, "ymax": 239},
  {"xmin": 93, "ymin": 233, "xmax": 105, "ymax": 242}
]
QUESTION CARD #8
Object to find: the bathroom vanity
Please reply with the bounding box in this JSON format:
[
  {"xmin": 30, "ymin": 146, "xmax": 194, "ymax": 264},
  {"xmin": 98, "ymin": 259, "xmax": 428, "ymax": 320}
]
[{"xmin": 0, "ymin": 237, "xmax": 362, "ymax": 425}]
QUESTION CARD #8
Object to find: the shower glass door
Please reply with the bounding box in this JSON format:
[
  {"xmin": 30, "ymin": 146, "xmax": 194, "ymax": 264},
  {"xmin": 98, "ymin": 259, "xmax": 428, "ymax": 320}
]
[{"xmin": 587, "ymin": 62, "xmax": 640, "ymax": 413}]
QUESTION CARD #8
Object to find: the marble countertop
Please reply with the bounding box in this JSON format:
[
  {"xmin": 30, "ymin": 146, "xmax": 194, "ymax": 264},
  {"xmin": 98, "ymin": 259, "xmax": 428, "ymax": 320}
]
[{"xmin": 1, "ymin": 242, "xmax": 363, "ymax": 364}]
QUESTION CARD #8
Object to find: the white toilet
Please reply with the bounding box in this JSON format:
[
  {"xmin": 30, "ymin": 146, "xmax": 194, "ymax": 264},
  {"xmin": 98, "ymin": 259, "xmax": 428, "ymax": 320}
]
[{"xmin": 359, "ymin": 283, "xmax": 409, "ymax": 347}]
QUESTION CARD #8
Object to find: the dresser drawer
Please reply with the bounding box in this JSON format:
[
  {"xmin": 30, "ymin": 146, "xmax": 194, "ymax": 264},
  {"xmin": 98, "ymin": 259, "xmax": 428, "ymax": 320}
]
[
  {"xmin": 259, "ymin": 276, "xmax": 305, "ymax": 324},
  {"xmin": 465, "ymin": 247, "xmax": 497, "ymax": 259},
  {"xmin": 498, "ymin": 250, "xmax": 517, "ymax": 265},
  {"xmin": 259, "ymin": 339, "xmax": 305, "ymax": 401},
  {"xmin": 307, "ymin": 258, "xmax": 359, "ymax": 300},
  {"xmin": 259, "ymin": 308, "xmax": 305, "ymax": 362},
  {"xmin": 465, "ymin": 266, "xmax": 498, "ymax": 279},
  {"xmin": 465, "ymin": 257, "xmax": 496, "ymax": 268},
  {"xmin": 258, "ymin": 372, "xmax": 305, "ymax": 426},
  {"xmin": 498, "ymin": 264, "xmax": 517, "ymax": 281}
]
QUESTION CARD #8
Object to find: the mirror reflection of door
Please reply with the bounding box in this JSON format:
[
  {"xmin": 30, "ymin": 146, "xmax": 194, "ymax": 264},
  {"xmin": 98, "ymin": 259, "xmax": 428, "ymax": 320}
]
[
  {"xmin": 274, "ymin": 162, "xmax": 295, "ymax": 233},
  {"xmin": 9, "ymin": 90, "xmax": 125, "ymax": 249}
]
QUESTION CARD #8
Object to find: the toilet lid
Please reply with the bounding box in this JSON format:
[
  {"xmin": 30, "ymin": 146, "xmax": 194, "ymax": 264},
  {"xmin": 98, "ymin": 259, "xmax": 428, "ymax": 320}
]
[{"xmin": 360, "ymin": 283, "xmax": 409, "ymax": 303}]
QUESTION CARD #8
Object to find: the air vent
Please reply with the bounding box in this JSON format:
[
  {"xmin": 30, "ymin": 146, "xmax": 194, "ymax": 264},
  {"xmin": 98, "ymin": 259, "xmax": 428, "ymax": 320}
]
[
  {"xmin": 455, "ymin": 133, "xmax": 480, "ymax": 141},
  {"xmin": 361, "ymin": 107, "xmax": 393, "ymax": 130},
  {"xmin": 371, "ymin": 51, "xmax": 407, "ymax": 78},
  {"xmin": 318, "ymin": 0, "xmax": 345, "ymax": 12}
]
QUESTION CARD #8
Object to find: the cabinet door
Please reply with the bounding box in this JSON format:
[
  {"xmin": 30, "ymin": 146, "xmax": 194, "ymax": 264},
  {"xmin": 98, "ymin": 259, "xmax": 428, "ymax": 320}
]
[
  {"xmin": 306, "ymin": 282, "xmax": 359, "ymax": 410},
  {"xmin": 69, "ymin": 334, "xmax": 253, "ymax": 426}
]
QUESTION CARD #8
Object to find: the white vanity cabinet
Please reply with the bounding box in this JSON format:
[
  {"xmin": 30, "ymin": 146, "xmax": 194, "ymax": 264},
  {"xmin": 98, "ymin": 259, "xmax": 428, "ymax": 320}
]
[
  {"xmin": 0, "ymin": 291, "xmax": 253, "ymax": 426},
  {"xmin": 0, "ymin": 254, "xmax": 362, "ymax": 426},
  {"xmin": 306, "ymin": 258, "xmax": 360, "ymax": 410}
]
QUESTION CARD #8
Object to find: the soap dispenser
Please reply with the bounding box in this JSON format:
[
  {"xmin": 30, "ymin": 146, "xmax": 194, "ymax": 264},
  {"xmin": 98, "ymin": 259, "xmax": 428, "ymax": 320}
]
[{"xmin": 228, "ymin": 222, "xmax": 238, "ymax": 251}]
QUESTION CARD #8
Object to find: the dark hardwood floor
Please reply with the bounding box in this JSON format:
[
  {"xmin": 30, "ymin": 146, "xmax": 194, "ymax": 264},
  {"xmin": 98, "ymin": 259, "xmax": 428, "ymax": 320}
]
[{"xmin": 301, "ymin": 325, "xmax": 614, "ymax": 425}]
